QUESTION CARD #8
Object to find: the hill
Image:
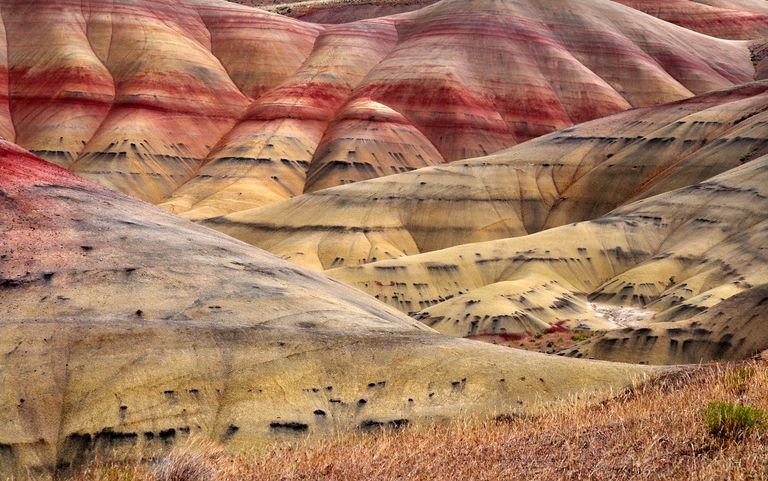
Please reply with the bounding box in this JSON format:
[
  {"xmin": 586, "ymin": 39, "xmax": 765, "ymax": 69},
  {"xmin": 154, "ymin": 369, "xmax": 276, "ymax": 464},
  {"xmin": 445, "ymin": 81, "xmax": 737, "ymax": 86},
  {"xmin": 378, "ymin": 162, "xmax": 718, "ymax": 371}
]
[
  {"xmin": 570, "ymin": 285, "xmax": 768, "ymax": 364},
  {"xmin": 0, "ymin": 0, "xmax": 755, "ymax": 218},
  {"xmin": 205, "ymin": 82, "xmax": 768, "ymax": 270},
  {"xmin": 64, "ymin": 362, "xmax": 768, "ymax": 481},
  {"xmin": 323, "ymin": 157, "xmax": 768, "ymax": 347},
  {"xmin": 0, "ymin": 144, "xmax": 653, "ymax": 478},
  {"xmin": 612, "ymin": 0, "xmax": 768, "ymax": 39},
  {"xmin": 233, "ymin": 0, "xmax": 768, "ymax": 39}
]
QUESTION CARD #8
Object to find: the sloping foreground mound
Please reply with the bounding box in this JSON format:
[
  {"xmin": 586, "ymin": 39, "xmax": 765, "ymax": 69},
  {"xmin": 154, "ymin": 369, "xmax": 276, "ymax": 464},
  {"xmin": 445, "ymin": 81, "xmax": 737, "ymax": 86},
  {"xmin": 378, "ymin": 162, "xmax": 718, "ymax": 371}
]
[
  {"xmin": 568, "ymin": 284, "xmax": 768, "ymax": 364},
  {"xmin": 0, "ymin": 0, "xmax": 756, "ymax": 217},
  {"xmin": 0, "ymin": 144, "xmax": 653, "ymax": 478},
  {"xmin": 205, "ymin": 82, "xmax": 768, "ymax": 270},
  {"xmin": 63, "ymin": 362, "xmax": 768, "ymax": 481},
  {"xmin": 324, "ymin": 158, "xmax": 768, "ymax": 347}
]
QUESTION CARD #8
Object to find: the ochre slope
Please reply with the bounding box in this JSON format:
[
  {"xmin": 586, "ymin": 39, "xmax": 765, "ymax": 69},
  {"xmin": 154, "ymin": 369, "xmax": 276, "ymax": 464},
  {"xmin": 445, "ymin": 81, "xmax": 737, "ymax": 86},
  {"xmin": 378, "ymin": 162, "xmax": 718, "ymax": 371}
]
[
  {"xmin": 0, "ymin": 144, "xmax": 653, "ymax": 478},
  {"xmin": 205, "ymin": 82, "xmax": 768, "ymax": 270},
  {"xmin": 325, "ymin": 157, "xmax": 768, "ymax": 341},
  {"xmin": 0, "ymin": 0, "xmax": 756, "ymax": 214}
]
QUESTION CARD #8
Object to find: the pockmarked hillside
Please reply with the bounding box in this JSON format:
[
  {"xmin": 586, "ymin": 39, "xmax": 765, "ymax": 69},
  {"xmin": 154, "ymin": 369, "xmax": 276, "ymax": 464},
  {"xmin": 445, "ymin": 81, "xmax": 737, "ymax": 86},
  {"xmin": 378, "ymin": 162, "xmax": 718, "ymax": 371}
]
[
  {"xmin": 324, "ymin": 158, "xmax": 768, "ymax": 352},
  {"xmin": 570, "ymin": 284, "xmax": 768, "ymax": 364},
  {"xmin": 206, "ymin": 82, "xmax": 768, "ymax": 271},
  {"xmin": 60, "ymin": 362, "xmax": 768, "ymax": 481},
  {"xmin": 0, "ymin": 0, "xmax": 757, "ymax": 218},
  {"xmin": 0, "ymin": 144, "xmax": 654, "ymax": 478}
]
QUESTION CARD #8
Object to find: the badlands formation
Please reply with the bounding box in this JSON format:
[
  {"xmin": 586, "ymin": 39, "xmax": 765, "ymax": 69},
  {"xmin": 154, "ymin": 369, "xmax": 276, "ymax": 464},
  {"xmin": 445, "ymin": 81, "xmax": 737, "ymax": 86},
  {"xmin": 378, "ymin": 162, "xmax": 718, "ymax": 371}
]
[
  {"xmin": 1, "ymin": 0, "xmax": 768, "ymax": 477},
  {"xmin": 213, "ymin": 81, "xmax": 768, "ymax": 270},
  {"xmin": 241, "ymin": 0, "xmax": 768, "ymax": 36},
  {"xmin": 0, "ymin": 142, "xmax": 652, "ymax": 478},
  {"xmin": 328, "ymin": 157, "xmax": 768, "ymax": 341},
  {"xmin": 0, "ymin": 0, "xmax": 760, "ymax": 218}
]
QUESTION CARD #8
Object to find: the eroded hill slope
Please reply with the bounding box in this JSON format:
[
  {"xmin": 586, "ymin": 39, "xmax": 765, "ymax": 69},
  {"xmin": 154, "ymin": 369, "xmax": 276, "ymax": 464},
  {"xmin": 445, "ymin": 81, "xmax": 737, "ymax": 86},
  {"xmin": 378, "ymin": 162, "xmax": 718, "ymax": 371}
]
[
  {"xmin": 0, "ymin": 144, "xmax": 652, "ymax": 478},
  {"xmin": 206, "ymin": 82, "xmax": 768, "ymax": 270},
  {"xmin": 325, "ymin": 158, "xmax": 768, "ymax": 345},
  {"xmin": 0, "ymin": 0, "xmax": 757, "ymax": 217}
]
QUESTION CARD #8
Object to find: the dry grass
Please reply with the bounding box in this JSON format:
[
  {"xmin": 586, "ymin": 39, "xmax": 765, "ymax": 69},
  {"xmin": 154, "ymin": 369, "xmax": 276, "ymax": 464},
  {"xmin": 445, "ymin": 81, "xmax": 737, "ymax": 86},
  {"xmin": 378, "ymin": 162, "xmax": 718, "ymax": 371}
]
[{"xmin": 66, "ymin": 360, "xmax": 768, "ymax": 481}]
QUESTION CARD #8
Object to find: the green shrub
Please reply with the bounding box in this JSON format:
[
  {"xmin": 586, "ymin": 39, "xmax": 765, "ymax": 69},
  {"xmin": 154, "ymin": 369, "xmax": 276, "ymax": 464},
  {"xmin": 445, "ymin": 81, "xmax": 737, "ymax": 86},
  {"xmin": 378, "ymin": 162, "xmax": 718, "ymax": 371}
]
[{"xmin": 704, "ymin": 401, "xmax": 766, "ymax": 439}]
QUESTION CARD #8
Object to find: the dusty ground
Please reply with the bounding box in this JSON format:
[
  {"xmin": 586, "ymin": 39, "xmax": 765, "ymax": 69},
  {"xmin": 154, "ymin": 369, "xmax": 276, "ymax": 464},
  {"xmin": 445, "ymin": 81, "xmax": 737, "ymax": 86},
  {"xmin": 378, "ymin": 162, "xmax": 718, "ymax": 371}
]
[{"xmin": 590, "ymin": 302, "xmax": 654, "ymax": 328}]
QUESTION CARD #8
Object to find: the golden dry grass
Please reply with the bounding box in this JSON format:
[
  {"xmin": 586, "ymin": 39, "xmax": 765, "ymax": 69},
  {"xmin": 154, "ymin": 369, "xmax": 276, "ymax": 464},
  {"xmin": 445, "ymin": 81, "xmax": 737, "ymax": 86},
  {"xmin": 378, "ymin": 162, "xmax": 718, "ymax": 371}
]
[{"xmin": 66, "ymin": 360, "xmax": 768, "ymax": 481}]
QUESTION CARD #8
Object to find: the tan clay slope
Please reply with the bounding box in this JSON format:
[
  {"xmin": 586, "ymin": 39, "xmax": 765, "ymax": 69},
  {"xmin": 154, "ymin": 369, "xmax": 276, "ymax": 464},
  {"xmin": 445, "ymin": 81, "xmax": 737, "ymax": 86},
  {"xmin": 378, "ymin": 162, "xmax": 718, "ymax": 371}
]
[
  {"xmin": 0, "ymin": 144, "xmax": 653, "ymax": 478},
  {"xmin": 325, "ymin": 157, "xmax": 768, "ymax": 340},
  {"xmin": 3, "ymin": 0, "xmax": 754, "ymax": 217},
  {"xmin": 204, "ymin": 82, "xmax": 768, "ymax": 271},
  {"xmin": 568, "ymin": 284, "xmax": 768, "ymax": 364}
]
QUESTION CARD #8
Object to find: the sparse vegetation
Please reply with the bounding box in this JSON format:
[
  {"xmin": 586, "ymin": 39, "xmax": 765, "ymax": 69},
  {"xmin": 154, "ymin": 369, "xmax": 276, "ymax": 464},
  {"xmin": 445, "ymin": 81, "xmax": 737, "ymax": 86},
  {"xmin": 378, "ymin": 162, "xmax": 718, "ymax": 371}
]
[
  {"xmin": 704, "ymin": 401, "xmax": 766, "ymax": 440},
  {"xmin": 570, "ymin": 332, "xmax": 591, "ymax": 342},
  {"xmin": 64, "ymin": 361, "xmax": 768, "ymax": 481},
  {"xmin": 469, "ymin": 327, "xmax": 596, "ymax": 353}
]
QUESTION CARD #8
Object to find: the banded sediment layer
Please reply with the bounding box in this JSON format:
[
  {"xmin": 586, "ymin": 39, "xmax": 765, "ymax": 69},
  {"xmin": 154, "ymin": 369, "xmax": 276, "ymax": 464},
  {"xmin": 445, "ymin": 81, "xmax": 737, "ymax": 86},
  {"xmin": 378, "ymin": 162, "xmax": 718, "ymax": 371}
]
[
  {"xmin": 613, "ymin": 0, "xmax": 768, "ymax": 39},
  {"xmin": 0, "ymin": 0, "xmax": 757, "ymax": 218},
  {"xmin": 207, "ymin": 82, "xmax": 768, "ymax": 271}
]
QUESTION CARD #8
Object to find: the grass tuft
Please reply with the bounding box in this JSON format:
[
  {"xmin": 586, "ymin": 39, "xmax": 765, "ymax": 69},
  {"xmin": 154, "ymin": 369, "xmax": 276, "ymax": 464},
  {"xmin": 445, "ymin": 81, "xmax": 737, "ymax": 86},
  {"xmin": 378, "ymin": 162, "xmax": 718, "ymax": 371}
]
[{"xmin": 704, "ymin": 401, "xmax": 766, "ymax": 440}]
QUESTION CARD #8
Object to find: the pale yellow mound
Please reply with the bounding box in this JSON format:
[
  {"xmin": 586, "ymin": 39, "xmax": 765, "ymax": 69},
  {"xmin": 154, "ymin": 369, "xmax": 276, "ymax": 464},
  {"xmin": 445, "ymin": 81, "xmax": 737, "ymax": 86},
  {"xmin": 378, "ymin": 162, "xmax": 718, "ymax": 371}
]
[
  {"xmin": 0, "ymin": 145, "xmax": 653, "ymax": 479},
  {"xmin": 326, "ymin": 157, "xmax": 768, "ymax": 339}
]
